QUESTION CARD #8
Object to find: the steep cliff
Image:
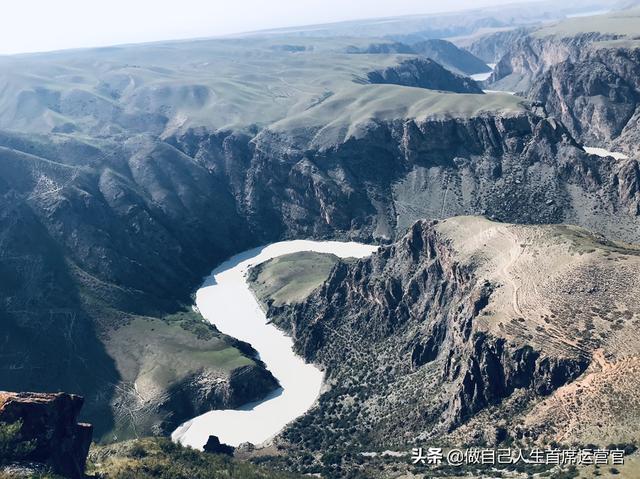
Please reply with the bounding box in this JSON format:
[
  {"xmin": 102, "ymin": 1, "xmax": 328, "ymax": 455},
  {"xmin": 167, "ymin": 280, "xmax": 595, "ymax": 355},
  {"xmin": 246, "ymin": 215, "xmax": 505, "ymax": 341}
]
[
  {"xmin": 264, "ymin": 216, "xmax": 640, "ymax": 475},
  {"xmin": 472, "ymin": 11, "xmax": 640, "ymax": 155},
  {"xmin": 181, "ymin": 107, "xmax": 639, "ymax": 243},
  {"xmin": 276, "ymin": 220, "xmax": 589, "ymax": 433},
  {"xmin": 365, "ymin": 58, "xmax": 484, "ymax": 93},
  {"xmin": 161, "ymin": 363, "xmax": 279, "ymax": 435},
  {"xmin": 410, "ymin": 39, "xmax": 492, "ymax": 75},
  {"xmin": 465, "ymin": 28, "xmax": 533, "ymax": 63},
  {"xmin": 0, "ymin": 133, "xmax": 278, "ymax": 441},
  {"xmin": 528, "ymin": 44, "xmax": 640, "ymax": 155}
]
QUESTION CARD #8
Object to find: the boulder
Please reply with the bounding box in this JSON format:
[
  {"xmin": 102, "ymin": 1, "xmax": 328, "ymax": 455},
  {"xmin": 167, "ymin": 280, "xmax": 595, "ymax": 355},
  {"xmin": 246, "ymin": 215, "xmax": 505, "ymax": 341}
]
[
  {"xmin": 0, "ymin": 391, "xmax": 93, "ymax": 479},
  {"xmin": 203, "ymin": 435, "xmax": 235, "ymax": 456}
]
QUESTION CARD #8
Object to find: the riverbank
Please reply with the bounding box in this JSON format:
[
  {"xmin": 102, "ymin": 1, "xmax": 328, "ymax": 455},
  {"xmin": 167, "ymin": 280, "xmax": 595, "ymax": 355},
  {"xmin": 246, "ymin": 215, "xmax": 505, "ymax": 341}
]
[{"xmin": 172, "ymin": 240, "xmax": 378, "ymax": 449}]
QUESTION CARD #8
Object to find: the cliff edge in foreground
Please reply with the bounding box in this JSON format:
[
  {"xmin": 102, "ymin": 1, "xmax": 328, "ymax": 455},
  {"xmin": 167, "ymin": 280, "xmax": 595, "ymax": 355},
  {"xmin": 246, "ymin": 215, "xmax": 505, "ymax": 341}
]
[{"xmin": 0, "ymin": 392, "xmax": 92, "ymax": 478}]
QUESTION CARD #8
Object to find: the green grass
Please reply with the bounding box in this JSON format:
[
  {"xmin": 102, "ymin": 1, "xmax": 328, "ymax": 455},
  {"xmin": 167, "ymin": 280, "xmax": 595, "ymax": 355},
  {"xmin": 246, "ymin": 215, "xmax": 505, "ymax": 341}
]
[
  {"xmin": 0, "ymin": 421, "xmax": 35, "ymax": 465},
  {"xmin": 248, "ymin": 251, "xmax": 340, "ymax": 307},
  {"xmin": 546, "ymin": 224, "xmax": 640, "ymax": 257},
  {"xmin": 1, "ymin": 35, "xmax": 528, "ymax": 138},
  {"xmin": 189, "ymin": 349, "xmax": 254, "ymax": 371},
  {"xmin": 99, "ymin": 310, "xmax": 257, "ymax": 441},
  {"xmin": 0, "ymin": 37, "xmax": 405, "ymax": 135},
  {"xmin": 109, "ymin": 312, "xmax": 254, "ymax": 389},
  {"xmin": 87, "ymin": 437, "xmax": 303, "ymax": 479},
  {"xmin": 271, "ymin": 83, "xmax": 525, "ymax": 148}
]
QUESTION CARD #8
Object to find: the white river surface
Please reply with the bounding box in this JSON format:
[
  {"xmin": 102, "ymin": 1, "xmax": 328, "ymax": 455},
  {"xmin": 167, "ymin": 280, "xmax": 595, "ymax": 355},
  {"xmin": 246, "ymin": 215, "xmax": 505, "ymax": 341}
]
[
  {"xmin": 468, "ymin": 63, "xmax": 517, "ymax": 94},
  {"xmin": 470, "ymin": 63, "xmax": 496, "ymax": 82},
  {"xmin": 171, "ymin": 240, "xmax": 378, "ymax": 449},
  {"xmin": 584, "ymin": 146, "xmax": 629, "ymax": 160}
]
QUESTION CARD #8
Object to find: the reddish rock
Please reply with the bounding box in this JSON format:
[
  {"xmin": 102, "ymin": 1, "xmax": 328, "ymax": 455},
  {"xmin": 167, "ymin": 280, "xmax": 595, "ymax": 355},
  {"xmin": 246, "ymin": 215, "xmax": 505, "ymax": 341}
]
[{"xmin": 0, "ymin": 391, "xmax": 93, "ymax": 479}]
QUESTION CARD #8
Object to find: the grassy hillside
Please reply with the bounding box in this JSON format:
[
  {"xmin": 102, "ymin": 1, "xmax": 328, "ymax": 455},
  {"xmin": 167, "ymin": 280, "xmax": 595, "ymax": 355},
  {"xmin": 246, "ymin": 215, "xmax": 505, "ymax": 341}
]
[
  {"xmin": 0, "ymin": 35, "xmax": 526, "ymax": 139},
  {"xmin": 0, "ymin": 38, "xmax": 403, "ymax": 135},
  {"xmin": 101, "ymin": 310, "xmax": 266, "ymax": 442},
  {"xmin": 269, "ymin": 83, "xmax": 525, "ymax": 148},
  {"xmin": 248, "ymin": 252, "xmax": 340, "ymax": 307},
  {"xmin": 534, "ymin": 8, "xmax": 640, "ymax": 45}
]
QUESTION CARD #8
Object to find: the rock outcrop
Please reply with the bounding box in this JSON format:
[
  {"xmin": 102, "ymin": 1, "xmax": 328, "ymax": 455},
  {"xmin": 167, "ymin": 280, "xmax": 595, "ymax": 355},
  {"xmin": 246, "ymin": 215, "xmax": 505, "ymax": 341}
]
[
  {"xmin": 348, "ymin": 39, "xmax": 491, "ymax": 75},
  {"xmin": 365, "ymin": 58, "xmax": 484, "ymax": 93},
  {"xmin": 162, "ymin": 364, "xmax": 280, "ymax": 434},
  {"xmin": 410, "ymin": 39, "xmax": 491, "ymax": 75},
  {"xmin": 480, "ymin": 31, "xmax": 612, "ymax": 91},
  {"xmin": 528, "ymin": 45, "xmax": 640, "ymax": 156},
  {"xmin": 472, "ymin": 25, "xmax": 640, "ymax": 155},
  {"xmin": 203, "ymin": 435, "xmax": 235, "ymax": 456},
  {"xmin": 267, "ymin": 216, "xmax": 640, "ymax": 471},
  {"xmin": 446, "ymin": 332, "xmax": 588, "ymax": 424},
  {"xmin": 218, "ymin": 109, "xmax": 639, "ymax": 243},
  {"xmin": 277, "ymin": 220, "xmax": 588, "ymax": 434},
  {"xmin": 465, "ymin": 28, "xmax": 533, "ymax": 63},
  {"xmin": 0, "ymin": 392, "xmax": 92, "ymax": 478}
]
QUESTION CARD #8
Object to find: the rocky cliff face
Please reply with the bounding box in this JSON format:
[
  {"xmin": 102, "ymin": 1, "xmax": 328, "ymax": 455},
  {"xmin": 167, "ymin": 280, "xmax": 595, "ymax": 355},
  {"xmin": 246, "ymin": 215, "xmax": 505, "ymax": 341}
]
[
  {"xmin": 162, "ymin": 364, "xmax": 279, "ymax": 434},
  {"xmin": 528, "ymin": 45, "xmax": 640, "ymax": 155},
  {"xmin": 478, "ymin": 32, "xmax": 613, "ymax": 90},
  {"xmin": 465, "ymin": 28, "xmax": 533, "ymax": 63},
  {"xmin": 273, "ymin": 220, "xmax": 588, "ymax": 442},
  {"xmin": 410, "ymin": 39, "xmax": 491, "ymax": 75},
  {"xmin": 445, "ymin": 332, "xmax": 588, "ymax": 425},
  {"xmin": 365, "ymin": 58, "xmax": 484, "ymax": 93},
  {"xmin": 0, "ymin": 392, "xmax": 92, "ymax": 478},
  {"xmin": 2, "ymin": 99, "xmax": 638, "ymax": 440},
  {"xmin": 0, "ymin": 132, "xmax": 277, "ymax": 440},
  {"xmin": 263, "ymin": 215, "xmax": 640, "ymax": 477},
  {"xmin": 473, "ymin": 28, "xmax": 640, "ymax": 155},
  {"xmin": 178, "ymin": 108, "xmax": 639, "ymax": 243}
]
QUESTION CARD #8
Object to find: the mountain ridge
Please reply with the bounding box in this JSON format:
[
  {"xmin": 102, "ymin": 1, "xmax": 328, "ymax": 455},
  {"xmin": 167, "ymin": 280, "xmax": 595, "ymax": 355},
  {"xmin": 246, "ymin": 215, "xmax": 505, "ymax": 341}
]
[{"xmin": 255, "ymin": 216, "xmax": 640, "ymax": 477}]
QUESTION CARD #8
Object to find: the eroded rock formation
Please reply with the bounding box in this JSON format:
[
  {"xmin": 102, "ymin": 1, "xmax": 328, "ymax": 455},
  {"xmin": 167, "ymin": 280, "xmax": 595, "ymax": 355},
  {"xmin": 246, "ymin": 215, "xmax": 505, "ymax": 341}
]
[{"xmin": 0, "ymin": 391, "xmax": 92, "ymax": 478}]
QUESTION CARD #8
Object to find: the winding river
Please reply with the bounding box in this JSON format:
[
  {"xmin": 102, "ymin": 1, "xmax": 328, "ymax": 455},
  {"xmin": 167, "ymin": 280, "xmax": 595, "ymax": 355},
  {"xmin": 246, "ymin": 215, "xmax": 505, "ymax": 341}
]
[{"xmin": 171, "ymin": 240, "xmax": 378, "ymax": 449}]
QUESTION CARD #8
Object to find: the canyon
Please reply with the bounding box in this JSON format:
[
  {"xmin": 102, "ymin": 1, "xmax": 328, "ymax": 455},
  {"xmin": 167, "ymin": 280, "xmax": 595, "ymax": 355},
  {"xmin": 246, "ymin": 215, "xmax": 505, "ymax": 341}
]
[
  {"xmin": 1, "ymin": 30, "xmax": 638, "ymax": 441},
  {"xmin": 0, "ymin": 4, "xmax": 639, "ymax": 478}
]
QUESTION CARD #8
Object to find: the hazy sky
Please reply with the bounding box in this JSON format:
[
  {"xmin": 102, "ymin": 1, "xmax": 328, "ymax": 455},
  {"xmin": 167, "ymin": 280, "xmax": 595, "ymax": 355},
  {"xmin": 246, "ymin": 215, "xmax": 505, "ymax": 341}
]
[{"xmin": 1, "ymin": 0, "xmax": 538, "ymax": 55}]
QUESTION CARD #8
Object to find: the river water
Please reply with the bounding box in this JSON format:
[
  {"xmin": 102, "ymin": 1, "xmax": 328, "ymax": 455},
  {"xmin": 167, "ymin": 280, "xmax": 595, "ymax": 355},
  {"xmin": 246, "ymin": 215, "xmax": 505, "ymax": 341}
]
[
  {"xmin": 171, "ymin": 240, "xmax": 378, "ymax": 449},
  {"xmin": 470, "ymin": 63, "xmax": 496, "ymax": 82},
  {"xmin": 584, "ymin": 146, "xmax": 629, "ymax": 160}
]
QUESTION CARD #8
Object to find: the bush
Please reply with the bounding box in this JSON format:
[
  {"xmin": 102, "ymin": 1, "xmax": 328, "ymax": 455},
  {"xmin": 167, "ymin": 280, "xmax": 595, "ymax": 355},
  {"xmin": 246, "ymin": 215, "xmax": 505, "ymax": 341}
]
[
  {"xmin": 88, "ymin": 437, "xmax": 304, "ymax": 479},
  {"xmin": 0, "ymin": 421, "xmax": 36, "ymax": 464}
]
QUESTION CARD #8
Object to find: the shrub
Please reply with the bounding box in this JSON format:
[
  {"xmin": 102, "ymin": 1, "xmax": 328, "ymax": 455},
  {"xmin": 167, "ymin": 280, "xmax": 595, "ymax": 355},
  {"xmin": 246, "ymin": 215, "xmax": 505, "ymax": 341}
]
[{"xmin": 0, "ymin": 421, "xmax": 36, "ymax": 464}]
